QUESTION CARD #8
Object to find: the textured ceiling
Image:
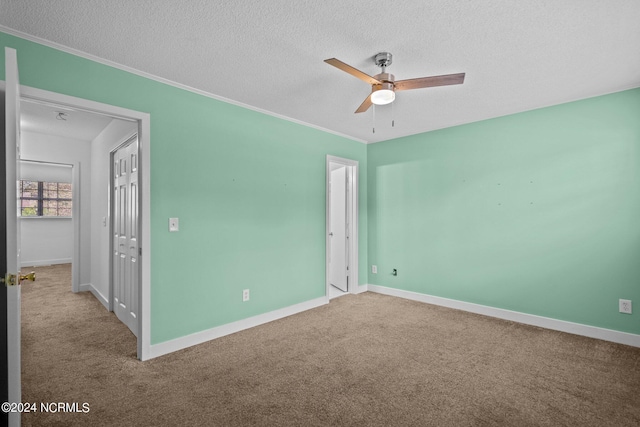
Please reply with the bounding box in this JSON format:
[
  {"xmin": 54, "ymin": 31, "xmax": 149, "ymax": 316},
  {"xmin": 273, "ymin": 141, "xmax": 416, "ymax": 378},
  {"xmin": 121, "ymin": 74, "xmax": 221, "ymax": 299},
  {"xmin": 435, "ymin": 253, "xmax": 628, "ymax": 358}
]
[{"xmin": 2, "ymin": 0, "xmax": 639, "ymax": 143}]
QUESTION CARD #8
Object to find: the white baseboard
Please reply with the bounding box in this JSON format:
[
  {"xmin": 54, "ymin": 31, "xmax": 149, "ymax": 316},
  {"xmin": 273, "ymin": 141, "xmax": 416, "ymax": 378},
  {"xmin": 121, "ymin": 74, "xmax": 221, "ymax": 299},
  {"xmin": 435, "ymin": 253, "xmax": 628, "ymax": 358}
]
[
  {"xmin": 367, "ymin": 284, "xmax": 640, "ymax": 348},
  {"xmin": 353, "ymin": 284, "xmax": 369, "ymax": 294},
  {"xmin": 145, "ymin": 296, "xmax": 328, "ymax": 360},
  {"xmin": 21, "ymin": 258, "xmax": 72, "ymax": 268},
  {"xmin": 79, "ymin": 283, "xmax": 109, "ymax": 310}
]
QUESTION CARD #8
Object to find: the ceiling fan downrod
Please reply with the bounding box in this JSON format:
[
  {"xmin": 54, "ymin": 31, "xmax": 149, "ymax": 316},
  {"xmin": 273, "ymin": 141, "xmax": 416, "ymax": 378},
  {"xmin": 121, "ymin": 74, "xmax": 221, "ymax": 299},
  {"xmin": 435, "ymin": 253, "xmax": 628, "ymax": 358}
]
[{"xmin": 374, "ymin": 52, "xmax": 393, "ymax": 73}]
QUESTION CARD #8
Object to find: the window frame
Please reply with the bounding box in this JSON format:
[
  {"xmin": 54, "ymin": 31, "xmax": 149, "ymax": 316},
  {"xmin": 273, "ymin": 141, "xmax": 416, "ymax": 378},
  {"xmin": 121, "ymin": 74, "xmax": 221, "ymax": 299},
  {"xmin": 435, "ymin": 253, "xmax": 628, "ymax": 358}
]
[{"xmin": 19, "ymin": 180, "xmax": 73, "ymax": 218}]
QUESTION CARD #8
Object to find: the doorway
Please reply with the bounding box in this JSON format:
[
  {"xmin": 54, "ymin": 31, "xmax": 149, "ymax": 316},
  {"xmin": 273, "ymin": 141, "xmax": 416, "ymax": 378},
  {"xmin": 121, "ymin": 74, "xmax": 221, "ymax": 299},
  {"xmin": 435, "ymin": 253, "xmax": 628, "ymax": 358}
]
[
  {"xmin": 6, "ymin": 80, "xmax": 151, "ymax": 362},
  {"xmin": 18, "ymin": 159, "xmax": 79, "ymax": 290},
  {"xmin": 325, "ymin": 155, "xmax": 359, "ymax": 300}
]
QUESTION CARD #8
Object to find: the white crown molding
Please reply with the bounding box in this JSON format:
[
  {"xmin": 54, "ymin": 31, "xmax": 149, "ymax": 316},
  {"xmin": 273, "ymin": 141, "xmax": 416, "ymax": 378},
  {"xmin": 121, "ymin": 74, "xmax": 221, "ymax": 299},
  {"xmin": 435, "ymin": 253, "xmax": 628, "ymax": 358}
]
[{"xmin": 0, "ymin": 25, "xmax": 367, "ymax": 145}]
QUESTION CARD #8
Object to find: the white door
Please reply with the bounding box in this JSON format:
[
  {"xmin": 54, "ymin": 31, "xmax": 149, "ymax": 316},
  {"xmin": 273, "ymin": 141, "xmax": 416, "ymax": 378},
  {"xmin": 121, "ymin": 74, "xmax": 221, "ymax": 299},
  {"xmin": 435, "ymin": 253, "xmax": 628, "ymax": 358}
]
[
  {"xmin": 329, "ymin": 165, "xmax": 348, "ymax": 292},
  {"xmin": 112, "ymin": 136, "xmax": 139, "ymax": 337},
  {"xmin": 5, "ymin": 46, "xmax": 22, "ymax": 427}
]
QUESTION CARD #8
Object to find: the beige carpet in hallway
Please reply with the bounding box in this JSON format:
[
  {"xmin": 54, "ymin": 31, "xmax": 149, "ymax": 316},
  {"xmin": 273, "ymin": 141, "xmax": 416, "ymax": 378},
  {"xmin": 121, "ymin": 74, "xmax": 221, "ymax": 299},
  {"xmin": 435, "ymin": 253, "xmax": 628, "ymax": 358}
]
[{"xmin": 20, "ymin": 264, "xmax": 640, "ymax": 426}]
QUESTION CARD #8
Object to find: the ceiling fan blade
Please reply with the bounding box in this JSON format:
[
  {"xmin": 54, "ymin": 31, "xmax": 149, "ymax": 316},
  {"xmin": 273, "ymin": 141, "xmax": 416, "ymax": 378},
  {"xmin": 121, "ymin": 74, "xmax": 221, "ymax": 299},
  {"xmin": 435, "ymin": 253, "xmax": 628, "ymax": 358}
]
[
  {"xmin": 355, "ymin": 94, "xmax": 373, "ymax": 113},
  {"xmin": 324, "ymin": 58, "xmax": 381, "ymax": 85},
  {"xmin": 394, "ymin": 73, "xmax": 465, "ymax": 91}
]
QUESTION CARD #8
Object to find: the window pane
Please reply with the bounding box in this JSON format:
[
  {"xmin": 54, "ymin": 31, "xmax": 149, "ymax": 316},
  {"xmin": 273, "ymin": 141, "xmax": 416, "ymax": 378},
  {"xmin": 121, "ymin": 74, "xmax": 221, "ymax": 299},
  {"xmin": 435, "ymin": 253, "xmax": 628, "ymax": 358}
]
[
  {"xmin": 21, "ymin": 181, "xmax": 39, "ymax": 198},
  {"xmin": 21, "ymin": 199, "xmax": 38, "ymax": 217},
  {"xmin": 43, "ymin": 200, "xmax": 58, "ymax": 216},
  {"xmin": 58, "ymin": 201, "xmax": 72, "ymax": 217},
  {"xmin": 43, "ymin": 182, "xmax": 58, "ymax": 199},
  {"xmin": 58, "ymin": 183, "xmax": 72, "ymax": 199}
]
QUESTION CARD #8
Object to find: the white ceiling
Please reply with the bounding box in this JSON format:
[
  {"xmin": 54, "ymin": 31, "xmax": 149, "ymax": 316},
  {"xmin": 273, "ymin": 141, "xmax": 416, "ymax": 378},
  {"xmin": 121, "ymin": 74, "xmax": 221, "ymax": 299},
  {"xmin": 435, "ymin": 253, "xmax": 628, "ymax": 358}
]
[
  {"xmin": 21, "ymin": 100, "xmax": 114, "ymax": 141},
  {"xmin": 2, "ymin": 0, "xmax": 639, "ymax": 144}
]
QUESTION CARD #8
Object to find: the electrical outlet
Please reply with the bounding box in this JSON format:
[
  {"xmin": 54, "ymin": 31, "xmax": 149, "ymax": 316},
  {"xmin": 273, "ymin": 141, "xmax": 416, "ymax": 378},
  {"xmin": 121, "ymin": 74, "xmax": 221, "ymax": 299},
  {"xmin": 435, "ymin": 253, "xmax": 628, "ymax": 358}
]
[
  {"xmin": 619, "ymin": 299, "xmax": 632, "ymax": 314},
  {"xmin": 243, "ymin": 289, "xmax": 250, "ymax": 302},
  {"xmin": 372, "ymin": 265, "xmax": 378, "ymax": 274}
]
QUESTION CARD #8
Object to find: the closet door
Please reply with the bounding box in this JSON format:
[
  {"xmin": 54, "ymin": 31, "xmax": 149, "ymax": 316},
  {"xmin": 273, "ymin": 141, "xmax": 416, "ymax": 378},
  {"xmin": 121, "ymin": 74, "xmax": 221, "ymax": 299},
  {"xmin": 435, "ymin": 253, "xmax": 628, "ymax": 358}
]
[{"xmin": 113, "ymin": 135, "xmax": 139, "ymax": 337}]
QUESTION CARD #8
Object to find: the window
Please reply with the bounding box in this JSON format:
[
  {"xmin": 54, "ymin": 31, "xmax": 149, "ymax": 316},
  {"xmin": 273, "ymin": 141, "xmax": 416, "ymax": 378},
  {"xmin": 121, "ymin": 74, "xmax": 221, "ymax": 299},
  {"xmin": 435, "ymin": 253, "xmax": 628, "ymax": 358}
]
[{"xmin": 20, "ymin": 180, "xmax": 72, "ymax": 217}]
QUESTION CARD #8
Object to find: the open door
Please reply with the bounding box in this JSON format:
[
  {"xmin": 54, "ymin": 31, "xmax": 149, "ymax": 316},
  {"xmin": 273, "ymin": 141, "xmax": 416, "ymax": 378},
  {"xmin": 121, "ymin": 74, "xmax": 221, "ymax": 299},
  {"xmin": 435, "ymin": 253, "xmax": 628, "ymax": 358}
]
[
  {"xmin": 112, "ymin": 135, "xmax": 140, "ymax": 337},
  {"xmin": 0, "ymin": 52, "xmax": 8, "ymax": 427},
  {"xmin": 325, "ymin": 155, "xmax": 359, "ymax": 299},
  {"xmin": 4, "ymin": 46, "xmax": 24, "ymax": 427},
  {"xmin": 329, "ymin": 165, "xmax": 348, "ymax": 292}
]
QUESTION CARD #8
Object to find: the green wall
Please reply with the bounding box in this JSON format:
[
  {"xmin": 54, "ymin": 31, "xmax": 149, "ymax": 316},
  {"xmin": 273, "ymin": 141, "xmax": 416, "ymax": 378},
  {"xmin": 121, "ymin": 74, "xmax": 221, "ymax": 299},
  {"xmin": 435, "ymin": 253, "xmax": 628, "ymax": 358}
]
[
  {"xmin": 368, "ymin": 88, "xmax": 640, "ymax": 334},
  {"xmin": 4, "ymin": 30, "xmax": 640, "ymax": 344},
  {"xmin": 0, "ymin": 32, "xmax": 368, "ymax": 344}
]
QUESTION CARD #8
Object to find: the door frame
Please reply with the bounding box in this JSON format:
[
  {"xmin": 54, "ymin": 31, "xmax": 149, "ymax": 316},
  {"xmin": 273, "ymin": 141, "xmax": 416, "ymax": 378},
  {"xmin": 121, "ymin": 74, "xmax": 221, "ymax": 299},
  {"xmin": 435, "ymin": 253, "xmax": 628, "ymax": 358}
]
[
  {"xmin": 325, "ymin": 155, "xmax": 359, "ymax": 299},
  {"xmin": 16, "ymin": 84, "xmax": 151, "ymax": 360},
  {"xmin": 18, "ymin": 159, "xmax": 80, "ymax": 292}
]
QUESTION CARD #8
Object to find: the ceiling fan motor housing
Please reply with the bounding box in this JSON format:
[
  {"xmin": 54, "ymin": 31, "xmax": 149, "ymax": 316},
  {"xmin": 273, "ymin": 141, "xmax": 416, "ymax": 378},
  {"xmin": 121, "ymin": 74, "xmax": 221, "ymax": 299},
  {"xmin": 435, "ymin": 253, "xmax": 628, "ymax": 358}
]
[
  {"xmin": 372, "ymin": 73, "xmax": 395, "ymax": 92},
  {"xmin": 372, "ymin": 81, "xmax": 394, "ymax": 92}
]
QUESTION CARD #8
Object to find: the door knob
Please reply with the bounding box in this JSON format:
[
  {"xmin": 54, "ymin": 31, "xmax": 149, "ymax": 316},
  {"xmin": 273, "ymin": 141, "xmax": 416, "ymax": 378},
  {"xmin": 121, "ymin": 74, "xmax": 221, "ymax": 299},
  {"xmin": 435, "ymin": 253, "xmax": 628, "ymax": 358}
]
[
  {"xmin": 2, "ymin": 271, "xmax": 36, "ymax": 287},
  {"xmin": 20, "ymin": 272, "xmax": 37, "ymax": 283}
]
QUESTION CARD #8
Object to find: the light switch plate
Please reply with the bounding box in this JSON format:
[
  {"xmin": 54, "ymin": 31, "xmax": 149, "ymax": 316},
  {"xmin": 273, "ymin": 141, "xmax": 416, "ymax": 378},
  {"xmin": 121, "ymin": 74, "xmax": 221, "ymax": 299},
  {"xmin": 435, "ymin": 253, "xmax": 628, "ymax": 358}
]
[{"xmin": 169, "ymin": 218, "xmax": 179, "ymax": 232}]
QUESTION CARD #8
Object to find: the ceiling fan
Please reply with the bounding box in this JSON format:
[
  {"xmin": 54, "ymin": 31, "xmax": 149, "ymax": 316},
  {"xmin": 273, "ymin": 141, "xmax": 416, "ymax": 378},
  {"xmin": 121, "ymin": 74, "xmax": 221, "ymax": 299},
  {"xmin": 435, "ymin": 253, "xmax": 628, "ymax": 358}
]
[{"xmin": 324, "ymin": 52, "xmax": 465, "ymax": 113}]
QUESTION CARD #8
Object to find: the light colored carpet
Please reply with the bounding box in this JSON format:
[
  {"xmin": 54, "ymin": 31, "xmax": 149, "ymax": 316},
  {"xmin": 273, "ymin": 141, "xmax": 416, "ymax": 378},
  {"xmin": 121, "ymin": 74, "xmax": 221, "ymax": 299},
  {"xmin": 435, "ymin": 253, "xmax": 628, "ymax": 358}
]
[{"xmin": 20, "ymin": 264, "xmax": 640, "ymax": 426}]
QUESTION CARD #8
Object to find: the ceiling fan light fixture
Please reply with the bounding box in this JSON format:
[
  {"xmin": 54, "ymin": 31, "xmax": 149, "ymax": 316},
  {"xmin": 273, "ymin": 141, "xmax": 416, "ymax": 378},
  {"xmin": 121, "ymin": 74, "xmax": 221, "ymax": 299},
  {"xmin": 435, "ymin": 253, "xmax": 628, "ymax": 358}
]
[
  {"xmin": 324, "ymin": 53, "xmax": 465, "ymax": 114},
  {"xmin": 370, "ymin": 84, "xmax": 395, "ymax": 105}
]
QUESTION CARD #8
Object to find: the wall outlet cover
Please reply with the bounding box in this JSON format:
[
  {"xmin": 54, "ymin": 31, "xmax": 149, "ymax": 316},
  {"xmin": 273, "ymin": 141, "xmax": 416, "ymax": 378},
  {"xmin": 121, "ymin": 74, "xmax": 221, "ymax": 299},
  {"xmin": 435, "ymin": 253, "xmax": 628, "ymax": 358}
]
[
  {"xmin": 169, "ymin": 217, "xmax": 179, "ymax": 232},
  {"xmin": 243, "ymin": 289, "xmax": 250, "ymax": 302},
  {"xmin": 372, "ymin": 265, "xmax": 378, "ymax": 274},
  {"xmin": 619, "ymin": 299, "xmax": 632, "ymax": 314}
]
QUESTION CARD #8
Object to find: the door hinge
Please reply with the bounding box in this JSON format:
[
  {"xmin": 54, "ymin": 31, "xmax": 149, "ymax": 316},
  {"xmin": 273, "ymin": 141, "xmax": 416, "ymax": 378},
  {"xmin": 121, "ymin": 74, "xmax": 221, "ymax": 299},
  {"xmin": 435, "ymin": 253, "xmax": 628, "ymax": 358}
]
[{"xmin": 139, "ymin": 247, "xmax": 142, "ymax": 256}]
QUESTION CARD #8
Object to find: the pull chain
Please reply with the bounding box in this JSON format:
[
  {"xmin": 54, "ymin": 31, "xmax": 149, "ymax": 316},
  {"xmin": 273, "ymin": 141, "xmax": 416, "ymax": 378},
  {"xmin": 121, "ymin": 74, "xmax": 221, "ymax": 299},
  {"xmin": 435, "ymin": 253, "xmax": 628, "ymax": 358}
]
[
  {"xmin": 391, "ymin": 101, "xmax": 395, "ymax": 127},
  {"xmin": 372, "ymin": 104, "xmax": 376, "ymax": 134}
]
